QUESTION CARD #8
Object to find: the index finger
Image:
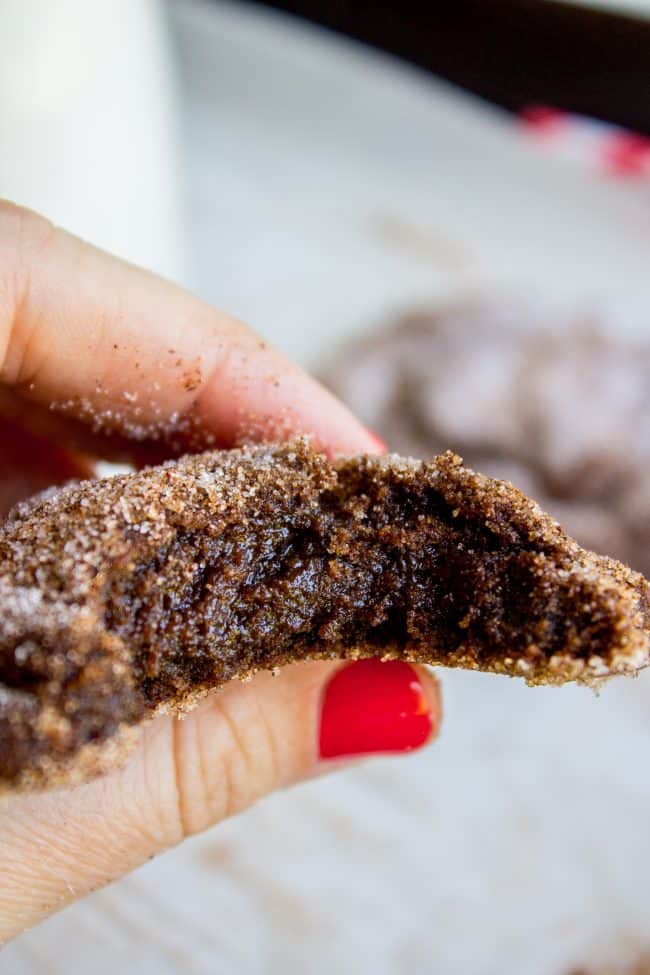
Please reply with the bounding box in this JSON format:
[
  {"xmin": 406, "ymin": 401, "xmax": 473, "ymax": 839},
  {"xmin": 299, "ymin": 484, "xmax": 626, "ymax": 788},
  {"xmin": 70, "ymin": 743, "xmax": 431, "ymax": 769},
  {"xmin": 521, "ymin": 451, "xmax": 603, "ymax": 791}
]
[{"xmin": 0, "ymin": 202, "xmax": 380, "ymax": 458}]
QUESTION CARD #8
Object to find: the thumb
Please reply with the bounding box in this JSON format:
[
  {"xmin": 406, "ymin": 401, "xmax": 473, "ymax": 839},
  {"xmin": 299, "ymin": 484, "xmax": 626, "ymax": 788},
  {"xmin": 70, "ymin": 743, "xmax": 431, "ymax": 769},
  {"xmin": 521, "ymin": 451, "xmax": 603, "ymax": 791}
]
[{"xmin": 0, "ymin": 659, "xmax": 441, "ymax": 942}]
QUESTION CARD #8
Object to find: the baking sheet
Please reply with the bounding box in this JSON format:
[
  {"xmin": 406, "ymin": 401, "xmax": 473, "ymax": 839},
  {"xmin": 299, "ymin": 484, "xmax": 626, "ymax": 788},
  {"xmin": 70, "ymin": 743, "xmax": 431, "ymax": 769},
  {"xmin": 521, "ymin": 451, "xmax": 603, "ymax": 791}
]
[{"xmin": 6, "ymin": 1, "xmax": 650, "ymax": 972}]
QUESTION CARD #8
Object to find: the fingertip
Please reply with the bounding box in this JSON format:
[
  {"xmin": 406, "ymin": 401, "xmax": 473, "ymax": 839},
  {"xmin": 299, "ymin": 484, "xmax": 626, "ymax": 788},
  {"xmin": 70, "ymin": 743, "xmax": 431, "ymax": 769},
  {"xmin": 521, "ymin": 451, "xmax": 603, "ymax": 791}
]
[
  {"xmin": 318, "ymin": 659, "xmax": 442, "ymax": 761},
  {"xmin": 417, "ymin": 665, "xmax": 443, "ymax": 744},
  {"xmin": 365, "ymin": 429, "xmax": 389, "ymax": 455},
  {"xmin": 194, "ymin": 348, "xmax": 386, "ymax": 460}
]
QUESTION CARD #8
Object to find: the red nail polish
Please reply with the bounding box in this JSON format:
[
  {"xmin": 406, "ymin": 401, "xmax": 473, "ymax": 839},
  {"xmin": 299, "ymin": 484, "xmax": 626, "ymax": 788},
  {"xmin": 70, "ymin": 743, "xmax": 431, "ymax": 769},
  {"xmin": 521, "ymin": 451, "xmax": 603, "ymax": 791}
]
[
  {"xmin": 367, "ymin": 429, "xmax": 388, "ymax": 453},
  {"xmin": 319, "ymin": 659, "xmax": 433, "ymax": 759}
]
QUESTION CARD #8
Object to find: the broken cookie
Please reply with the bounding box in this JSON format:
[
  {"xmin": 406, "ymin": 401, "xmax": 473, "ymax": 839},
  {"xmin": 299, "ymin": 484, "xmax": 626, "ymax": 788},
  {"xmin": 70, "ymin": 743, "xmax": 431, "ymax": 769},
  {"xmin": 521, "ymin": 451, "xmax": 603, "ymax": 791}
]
[{"xmin": 1, "ymin": 439, "xmax": 648, "ymax": 791}]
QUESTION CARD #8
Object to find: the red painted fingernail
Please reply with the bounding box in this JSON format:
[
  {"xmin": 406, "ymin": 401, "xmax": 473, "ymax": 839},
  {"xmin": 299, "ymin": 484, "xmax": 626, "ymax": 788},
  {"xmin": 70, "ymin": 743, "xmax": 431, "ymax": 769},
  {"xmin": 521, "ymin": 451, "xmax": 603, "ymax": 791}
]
[
  {"xmin": 366, "ymin": 429, "xmax": 388, "ymax": 453},
  {"xmin": 319, "ymin": 659, "xmax": 433, "ymax": 759}
]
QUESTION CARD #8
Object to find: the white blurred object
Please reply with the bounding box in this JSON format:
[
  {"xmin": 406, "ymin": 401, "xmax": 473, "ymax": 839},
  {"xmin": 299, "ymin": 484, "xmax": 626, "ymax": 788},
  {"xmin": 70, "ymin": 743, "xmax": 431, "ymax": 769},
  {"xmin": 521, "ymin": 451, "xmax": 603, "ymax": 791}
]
[
  {"xmin": 559, "ymin": 0, "xmax": 650, "ymax": 15},
  {"xmin": 519, "ymin": 105, "xmax": 650, "ymax": 179},
  {"xmin": 0, "ymin": 0, "xmax": 183, "ymax": 280}
]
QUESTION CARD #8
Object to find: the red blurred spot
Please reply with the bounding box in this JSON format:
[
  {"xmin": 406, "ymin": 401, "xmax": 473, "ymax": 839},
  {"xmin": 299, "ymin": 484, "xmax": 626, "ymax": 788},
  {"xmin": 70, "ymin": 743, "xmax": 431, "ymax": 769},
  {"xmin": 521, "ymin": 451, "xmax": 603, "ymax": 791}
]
[
  {"xmin": 519, "ymin": 104, "xmax": 568, "ymax": 134},
  {"xmin": 602, "ymin": 132, "xmax": 650, "ymax": 178}
]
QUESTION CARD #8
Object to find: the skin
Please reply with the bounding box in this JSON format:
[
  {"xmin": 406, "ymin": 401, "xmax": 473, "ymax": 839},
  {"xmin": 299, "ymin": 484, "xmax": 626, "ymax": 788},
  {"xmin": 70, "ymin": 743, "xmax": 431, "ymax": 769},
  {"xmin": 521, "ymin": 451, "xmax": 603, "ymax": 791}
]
[{"xmin": 0, "ymin": 202, "xmax": 441, "ymax": 944}]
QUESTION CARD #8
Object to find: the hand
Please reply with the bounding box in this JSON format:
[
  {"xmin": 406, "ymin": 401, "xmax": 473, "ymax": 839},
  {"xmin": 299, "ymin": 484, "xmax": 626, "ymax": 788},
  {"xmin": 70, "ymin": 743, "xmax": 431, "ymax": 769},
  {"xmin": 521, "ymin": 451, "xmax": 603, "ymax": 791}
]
[{"xmin": 0, "ymin": 202, "xmax": 442, "ymax": 943}]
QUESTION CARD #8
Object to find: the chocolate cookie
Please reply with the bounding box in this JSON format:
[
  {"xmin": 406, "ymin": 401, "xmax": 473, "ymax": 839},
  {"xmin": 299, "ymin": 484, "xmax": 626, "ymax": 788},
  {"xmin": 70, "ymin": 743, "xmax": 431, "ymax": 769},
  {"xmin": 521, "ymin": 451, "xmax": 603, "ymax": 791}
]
[
  {"xmin": 324, "ymin": 302, "xmax": 650, "ymax": 576},
  {"xmin": 1, "ymin": 439, "xmax": 649, "ymax": 791}
]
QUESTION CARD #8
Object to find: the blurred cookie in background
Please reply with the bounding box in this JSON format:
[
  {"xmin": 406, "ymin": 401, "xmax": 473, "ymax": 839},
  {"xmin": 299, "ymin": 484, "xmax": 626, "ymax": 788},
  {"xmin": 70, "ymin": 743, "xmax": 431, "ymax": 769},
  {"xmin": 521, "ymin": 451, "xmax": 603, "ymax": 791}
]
[{"xmin": 323, "ymin": 301, "xmax": 650, "ymax": 575}]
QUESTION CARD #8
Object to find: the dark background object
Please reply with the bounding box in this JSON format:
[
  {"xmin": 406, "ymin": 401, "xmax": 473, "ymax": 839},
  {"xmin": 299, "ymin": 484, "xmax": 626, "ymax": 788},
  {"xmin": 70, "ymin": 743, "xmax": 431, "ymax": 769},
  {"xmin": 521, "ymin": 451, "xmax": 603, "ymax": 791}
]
[{"xmin": 252, "ymin": 0, "xmax": 650, "ymax": 134}]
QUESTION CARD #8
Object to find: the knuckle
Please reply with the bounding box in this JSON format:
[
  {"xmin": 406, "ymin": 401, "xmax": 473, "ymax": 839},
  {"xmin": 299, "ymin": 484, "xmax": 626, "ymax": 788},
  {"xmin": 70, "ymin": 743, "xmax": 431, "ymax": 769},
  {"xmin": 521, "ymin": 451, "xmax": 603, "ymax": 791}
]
[
  {"xmin": 0, "ymin": 200, "xmax": 59, "ymax": 384},
  {"xmin": 172, "ymin": 690, "xmax": 281, "ymax": 838}
]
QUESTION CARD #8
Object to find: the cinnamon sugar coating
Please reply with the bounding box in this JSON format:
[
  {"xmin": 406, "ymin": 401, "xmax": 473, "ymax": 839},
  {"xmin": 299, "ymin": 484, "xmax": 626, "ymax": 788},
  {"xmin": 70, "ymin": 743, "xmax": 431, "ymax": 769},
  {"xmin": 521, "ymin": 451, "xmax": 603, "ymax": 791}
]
[{"xmin": 1, "ymin": 439, "xmax": 648, "ymax": 791}]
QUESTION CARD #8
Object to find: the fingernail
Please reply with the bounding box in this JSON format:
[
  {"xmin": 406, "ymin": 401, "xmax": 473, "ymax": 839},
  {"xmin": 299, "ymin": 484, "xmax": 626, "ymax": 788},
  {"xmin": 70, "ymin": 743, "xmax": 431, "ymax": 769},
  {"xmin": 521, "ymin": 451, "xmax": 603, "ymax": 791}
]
[
  {"xmin": 366, "ymin": 429, "xmax": 388, "ymax": 453},
  {"xmin": 319, "ymin": 659, "xmax": 433, "ymax": 759}
]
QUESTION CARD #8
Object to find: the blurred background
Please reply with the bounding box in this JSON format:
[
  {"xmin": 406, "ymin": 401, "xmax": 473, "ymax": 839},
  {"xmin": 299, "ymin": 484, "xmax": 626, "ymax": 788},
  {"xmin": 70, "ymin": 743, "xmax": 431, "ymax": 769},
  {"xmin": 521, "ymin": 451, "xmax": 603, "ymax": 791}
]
[{"xmin": 3, "ymin": 0, "xmax": 650, "ymax": 972}]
